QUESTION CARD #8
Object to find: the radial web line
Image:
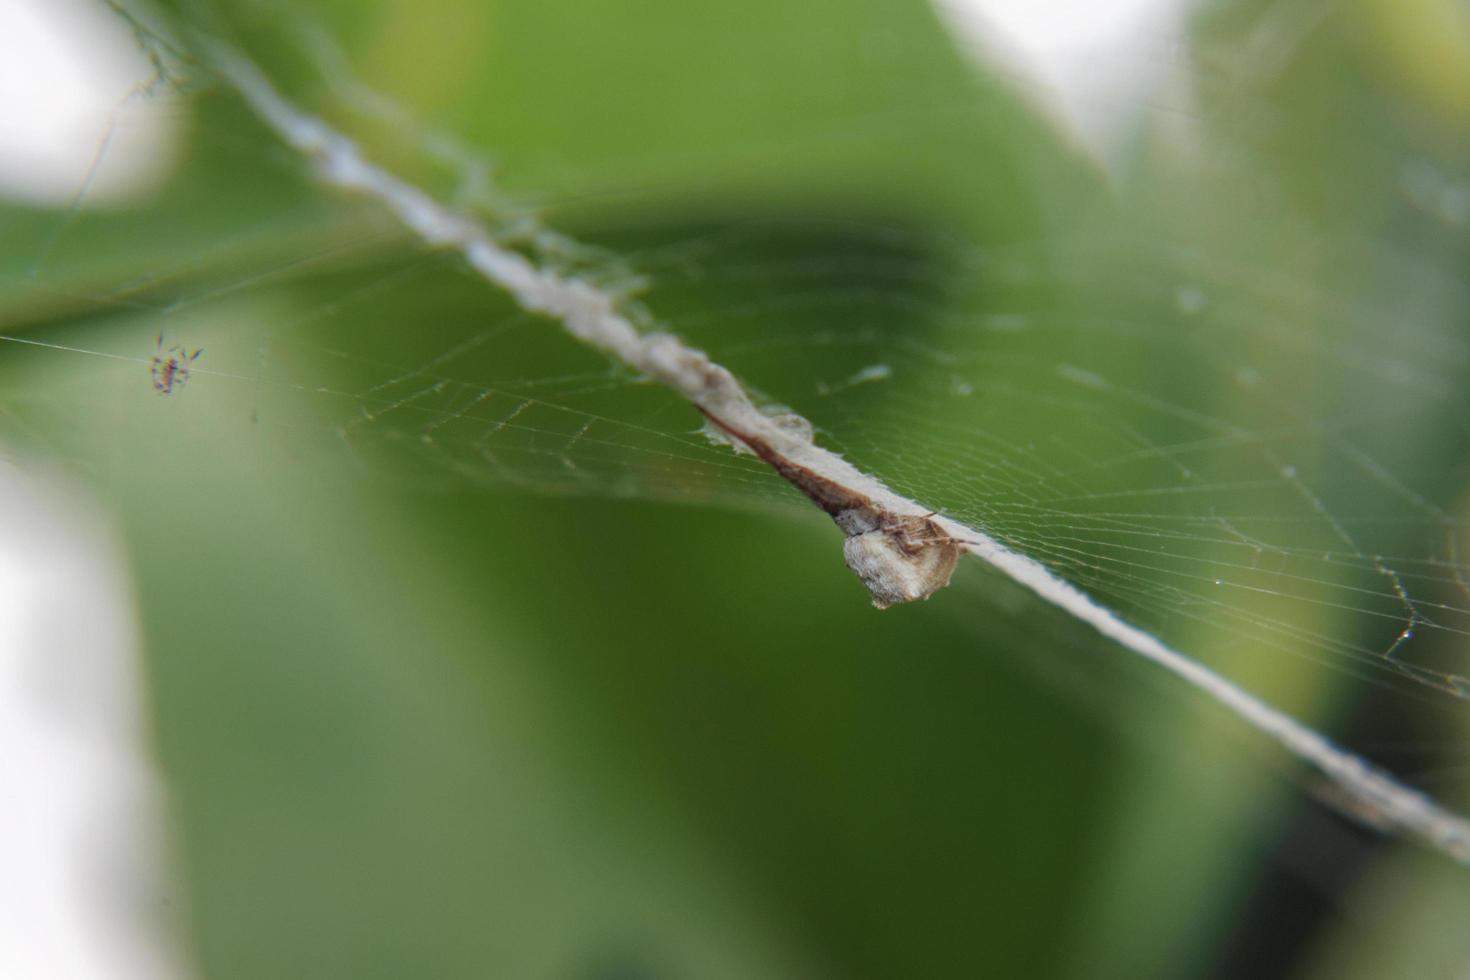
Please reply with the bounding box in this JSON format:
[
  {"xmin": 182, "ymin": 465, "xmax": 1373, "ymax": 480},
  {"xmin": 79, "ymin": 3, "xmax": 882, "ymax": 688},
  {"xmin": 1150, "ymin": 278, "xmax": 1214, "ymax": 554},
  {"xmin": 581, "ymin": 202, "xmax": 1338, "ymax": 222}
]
[{"xmin": 205, "ymin": 37, "xmax": 1470, "ymax": 865}]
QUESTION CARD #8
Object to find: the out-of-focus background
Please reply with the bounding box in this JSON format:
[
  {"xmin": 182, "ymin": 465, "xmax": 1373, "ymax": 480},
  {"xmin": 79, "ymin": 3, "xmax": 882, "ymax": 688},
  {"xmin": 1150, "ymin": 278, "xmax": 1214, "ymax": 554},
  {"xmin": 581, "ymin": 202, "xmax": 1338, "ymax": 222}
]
[{"xmin": 2, "ymin": 0, "xmax": 1469, "ymax": 977}]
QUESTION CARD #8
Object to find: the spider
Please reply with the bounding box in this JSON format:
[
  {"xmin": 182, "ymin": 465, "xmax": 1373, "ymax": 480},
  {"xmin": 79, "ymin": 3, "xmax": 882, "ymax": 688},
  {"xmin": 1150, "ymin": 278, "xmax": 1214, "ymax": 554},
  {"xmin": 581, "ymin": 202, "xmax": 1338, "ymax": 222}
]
[
  {"xmin": 151, "ymin": 334, "xmax": 202, "ymax": 395},
  {"xmin": 840, "ymin": 511, "xmax": 964, "ymax": 609},
  {"xmin": 698, "ymin": 406, "xmax": 967, "ymax": 608}
]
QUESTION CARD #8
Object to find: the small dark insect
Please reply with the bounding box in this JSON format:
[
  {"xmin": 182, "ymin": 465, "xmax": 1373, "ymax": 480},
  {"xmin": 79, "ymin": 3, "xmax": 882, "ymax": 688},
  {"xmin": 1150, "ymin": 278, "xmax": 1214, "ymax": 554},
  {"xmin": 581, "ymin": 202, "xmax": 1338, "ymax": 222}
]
[{"xmin": 151, "ymin": 334, "xmax": 202, "ymax": 395}]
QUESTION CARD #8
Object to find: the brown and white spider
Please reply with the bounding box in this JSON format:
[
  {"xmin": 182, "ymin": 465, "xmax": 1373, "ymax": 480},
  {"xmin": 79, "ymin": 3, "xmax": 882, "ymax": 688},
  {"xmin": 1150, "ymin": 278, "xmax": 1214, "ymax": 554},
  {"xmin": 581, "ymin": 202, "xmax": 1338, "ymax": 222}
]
[
  {"xmin": 698, "ymin": 406, "xmax": 969, "ymax": 607},
  {"xmin": 151, "ymin": 334, "xmax": 202, "ymax": 395}
]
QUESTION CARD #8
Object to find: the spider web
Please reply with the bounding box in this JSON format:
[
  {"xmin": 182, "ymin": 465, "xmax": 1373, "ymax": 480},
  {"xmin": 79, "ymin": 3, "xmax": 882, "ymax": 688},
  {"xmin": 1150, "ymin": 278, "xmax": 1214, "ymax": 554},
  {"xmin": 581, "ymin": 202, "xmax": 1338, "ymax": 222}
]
[
  {"xmin": 8, "ymin": 0, "xmax": 1470, "ymax": 772},
  {"xmin": 3, "ymin": 0, "xmax": 1470, "ymax": 975}
]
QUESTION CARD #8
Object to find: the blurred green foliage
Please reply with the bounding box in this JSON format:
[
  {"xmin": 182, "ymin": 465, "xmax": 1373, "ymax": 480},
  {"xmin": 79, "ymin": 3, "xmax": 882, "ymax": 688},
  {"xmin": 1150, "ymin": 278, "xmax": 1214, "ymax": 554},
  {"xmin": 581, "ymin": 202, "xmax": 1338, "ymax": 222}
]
[{"xmin": 3, "ymin": 0, "xmax": 1470, "ymax": 977}]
